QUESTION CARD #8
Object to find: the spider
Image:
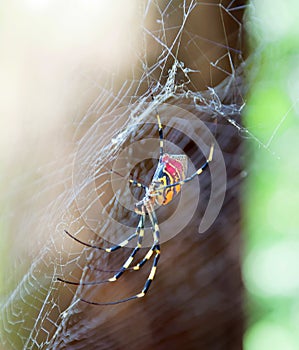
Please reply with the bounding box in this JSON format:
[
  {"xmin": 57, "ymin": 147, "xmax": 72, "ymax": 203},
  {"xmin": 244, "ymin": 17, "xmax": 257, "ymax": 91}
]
[{"xmin": 58, "ymin": 103, "xmax": 214, "ymax": 305}]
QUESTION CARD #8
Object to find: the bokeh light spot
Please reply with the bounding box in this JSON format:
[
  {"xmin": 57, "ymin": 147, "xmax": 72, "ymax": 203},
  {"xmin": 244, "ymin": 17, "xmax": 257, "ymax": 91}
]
[
  {"xmin": 244, "ymin": 240, "xmax": 299, "ymax": 297},
  {"xmin": 244, "ymin": 321, "xmax": 298, "ymax": 350}
]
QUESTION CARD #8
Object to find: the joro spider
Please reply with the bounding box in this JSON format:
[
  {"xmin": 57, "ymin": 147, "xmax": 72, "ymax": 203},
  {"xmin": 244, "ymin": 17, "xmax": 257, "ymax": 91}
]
[{"xmin": 58, "ymin": 105, "xmax": 214, "ymax": 305}]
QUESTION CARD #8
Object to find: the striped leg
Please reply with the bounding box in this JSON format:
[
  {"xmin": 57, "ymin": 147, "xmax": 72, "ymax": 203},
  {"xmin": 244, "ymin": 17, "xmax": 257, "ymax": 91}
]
[
  {"xmin": 132, "ymin": 205, "xmax": 160, "ymax": 271},
  {"xmin": 57, "ymin": 216, "xmax": 145, "ymax": 285},
  {"xmin": 87, "ymin": 242, "xmax": 156, "ymax": 273},
  {"xmin": 84, "ymin": 211, "xmax": 155, "ymax": 274},
  {"xmin": 109, "ymin": 167, "xmax": 147, "ymax": 190},
  {"xmin": 158, "ymin": 143, "xmax": 214, "ymax": 190},
  {"xmin": 105, "ymin": 213, "xmax": 145, "ymax": 282},
  {"xmin": 62, "ymin": 215, "xmax": 144, "ymax": 253},
  {"xmin": 152, "ymin": 94, "xmax": 164, "ymax": 157},
  {"xmin": 80, "ymin": 244, "xmax": 160, "ymax": 305},
  {"xmin": 129, "ymin": 179, "xmax": 147, "ymax": 190},
  {"xmin": 79, "ymin": 207, "xmax": 161, "ymax": 305},
  {"xmin": 85, "ymin": 223, "xmax": 146, "ymax": 274},
  {"xmin": 131, "ymin": 243, "xmax": 156, "ymax": 271}
]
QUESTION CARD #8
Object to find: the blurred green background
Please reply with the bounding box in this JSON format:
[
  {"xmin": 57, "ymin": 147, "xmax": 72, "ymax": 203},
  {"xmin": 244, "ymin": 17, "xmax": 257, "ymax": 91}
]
[{"xmin": 244, "ymin": 1, "xmax": 299, "ymax": 349}]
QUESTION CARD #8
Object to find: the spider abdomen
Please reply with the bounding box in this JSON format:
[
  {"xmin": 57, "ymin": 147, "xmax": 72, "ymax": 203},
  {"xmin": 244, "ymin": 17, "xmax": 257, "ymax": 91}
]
[{"xmin": 152, "ymin": 154, "xmax": 187, "ymax": 206}]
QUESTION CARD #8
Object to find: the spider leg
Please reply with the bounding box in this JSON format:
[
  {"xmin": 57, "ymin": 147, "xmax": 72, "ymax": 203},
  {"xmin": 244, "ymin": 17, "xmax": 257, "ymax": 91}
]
[
  {"xmin": 79, "ymin": 205, "xmax": 161, "ymax": 305},
  {"xmin": 130, "ymin": 203, "xmax": 160, "ymax": 271},
  {"xmin": 86, "ymin": 239, "xmax": 158, "ymax": 273},
  {"xmin": 152, "ymin": 94, "xmax": 164, "ymax": 157},
  {"xmin": 87, "ymin": 243, "xmax": 155, "ymax": 273},
  {"xmin": 108, "ymin": 166, "xmax": 147, "ymax": 190},
  {"xmin": 57, "ymin": 214, "xmax": 145, "ymax": 286},
  {"xmin": 103, "ymin": 212, "xmax": 145, "ymax": 282},
  {"xmin": 86, "ymin": 220, "xmax": 158, "ymax": 274},
  {"xmin": 158, "ymin": 143, "xmax": 214, "ymax": 190},
  {"xmin": 129, "ymin": 179, "xmax": 147, "ymax": 190},
  {"xmin": 62, "ymin": 217, "xmax": 142, "ymax": 253},
  {"xmin": 80, "ymin": 247, "xmax": 160, "ymax": 305}
]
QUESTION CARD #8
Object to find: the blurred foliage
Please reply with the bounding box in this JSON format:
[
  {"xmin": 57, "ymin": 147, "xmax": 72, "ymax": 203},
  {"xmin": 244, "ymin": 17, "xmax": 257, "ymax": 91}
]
[{"xmin": 244, "ymin": 1, "xmax": 299, "ymax": 349}]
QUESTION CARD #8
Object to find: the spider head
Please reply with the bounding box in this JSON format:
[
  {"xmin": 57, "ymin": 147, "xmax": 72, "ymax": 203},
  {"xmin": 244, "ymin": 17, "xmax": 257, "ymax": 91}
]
[
  {"xmin": 147, "ymin": 180, "xmax": 165, "ymax": 207},
  {"xmin": 149, "ymin": 179, "xmax": 163, "ymax": 191}
]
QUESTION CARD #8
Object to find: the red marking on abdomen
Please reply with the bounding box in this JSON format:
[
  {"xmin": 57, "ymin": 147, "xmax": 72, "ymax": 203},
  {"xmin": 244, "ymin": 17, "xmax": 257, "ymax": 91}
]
[{"xmin": 163, "ymin": 156, "xmax": 184, "ymax": 181}]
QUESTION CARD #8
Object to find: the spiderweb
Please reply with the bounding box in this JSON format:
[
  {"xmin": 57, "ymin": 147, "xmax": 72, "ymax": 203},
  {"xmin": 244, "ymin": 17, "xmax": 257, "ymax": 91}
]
[{"xmin": 1, "ymin": 1, "xmax": 251, "ymax": 349}]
